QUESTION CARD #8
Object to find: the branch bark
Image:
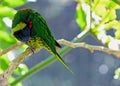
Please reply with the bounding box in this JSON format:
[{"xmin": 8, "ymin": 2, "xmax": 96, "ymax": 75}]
[
  {"xmin": 0, "ymin": 42, "xmax": 24, "ymax": 56},
  {"xmin": 0, "ymin": 47, "xmax": 41, "ymax": 86},
  {"xmin": 0, "ymin": 39, "xmax": 120, "ymax": 86},
  {"xmin": 58, "ymin": 39, "xmax": 120, "ymax": 58}
]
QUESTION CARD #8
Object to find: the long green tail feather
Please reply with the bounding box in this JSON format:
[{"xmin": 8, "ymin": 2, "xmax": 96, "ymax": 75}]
[{"xmin": 55, "ymin": 53, "xmax": 74, "ymax": 74}]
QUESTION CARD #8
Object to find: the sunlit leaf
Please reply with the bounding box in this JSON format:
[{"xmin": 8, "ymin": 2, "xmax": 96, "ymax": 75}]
[
  {"xmin": 114, "ymin": 68, "xmax": 120, "ymax": 79},
  {"xmin": 0, "ymin": 18, "xmax": 6, "ymax": 30},
  {"xmin": 105, "ymin": 20, "xmax": 120, "ymax": 30},
  {"xmin": 9, "ymin": 76, "xmax": 22, "ymax": 86},
  {"xmin": 0, "ymin": 55, "xmax": 9, "ymax": 71},
  {"xmin": 93, "ymin": 0, "xmax": 117, "ymax": 20},
  {"xmin": 0, "ymin": 7, "xmax": 16, "ymax": 17},
  {"xmin": 1, "ymin": 0, "xmax": 28, "ymax": 7},
  {"xmin": 107, "ymin": 10, "xmax": 116, "ymax": 21},
  {"xmin": 14, "ymin": 64, "xmax": 28, "ymax": 75},
  {"xmin": 77, "ymin": 0, "xmax": 89, "ymax": 3},
  {"xmin": 107, "ymin": 1, "xmax": 115, "ymax": 7},
  {"xmin": 0, "ymin": 30, "xmax": 17, "ymax": 49},
  {"xmin": 76, "ymin": 3, "xmax": 86, "ymax": 30},
  {"xmin": 112, "ymin": 0, "xmax": 120, "ymax": 6},
  {"xmin": 94, "ymin": 4, "xmax": 107, "ymax": 17},
  {"xmin": 115, "ymin": 30, "xmax": 120, "ymax": 39}
]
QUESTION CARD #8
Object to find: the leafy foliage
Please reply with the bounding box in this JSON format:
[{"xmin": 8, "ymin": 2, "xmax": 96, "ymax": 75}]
[
  {"xmin": 114, "ymin": 68, "xmax": 120, "ymax": 79},
  {"xmin": 112, "ymin": 0, "xmax": 120, "ymax": 5},
  {"xmin": 1, "ymin": 0, "xmax": 120, "ymax": 85},
  {"xmin": 76, "ymin": 0, "xmax": 120, "ymax": 79},
  {"xmin": 76, "ymin": 3, "xmax": 86, "ymax": 30},
  {"xmin": 1, "ymin": 0, "xmax": 27, "ymax": 7},
  {"xmin": 76, "ymin": 0, "xmax": 120, "ymax": 49},
  {"xmin": 0, "ymin": 0, "xmax": 29, "ymax": 86}
]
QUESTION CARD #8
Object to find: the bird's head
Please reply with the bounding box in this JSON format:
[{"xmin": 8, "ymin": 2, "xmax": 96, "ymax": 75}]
[
  {"xmin": 12, "ymin": 8, "xmax": 34, "ymax": 42},
  {"xmin": 12, "ymin": 8, "xmax": 33, "ymax": 31}
]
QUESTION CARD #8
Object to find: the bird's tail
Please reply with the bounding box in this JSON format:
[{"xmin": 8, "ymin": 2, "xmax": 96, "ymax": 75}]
[
  {"xmin": 45, "ymin": 46, "xmax": 73, "ymax": 74},
  {"xmin": 55, "ymin": 53, "xmax": 74, "ymax": 74}
]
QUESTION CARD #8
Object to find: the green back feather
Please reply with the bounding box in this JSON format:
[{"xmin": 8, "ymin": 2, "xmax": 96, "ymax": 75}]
[
  {"xmin": 12, "ymin": 8, "xmax": 73, "ymax": 73},
  {"xmin": 30, "ymin": 12, "xmax": 73, "ymax": 73}
]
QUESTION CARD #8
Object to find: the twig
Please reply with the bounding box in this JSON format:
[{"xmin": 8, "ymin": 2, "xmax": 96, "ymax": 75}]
[
  {"xmin": 3, "ymin": 48, "xmax": 41, "ymax": 80},
  {"xmin": 0, "ymin": 76, "xmax": 9, "ymax": 86},
  {"xmin": 1, "ymin": 38, "xmax": 120, "ymax": 85},
  {"xmin": 0, "ymin": 42, "xmax": 24, "ymax": 56},
  {"xmin": 58, "ymin": 39, "xmax": 120, "ymax": 59},
  {"xmin": 0, "ymin": 47, "xmax": 41, "ymax": 86}
]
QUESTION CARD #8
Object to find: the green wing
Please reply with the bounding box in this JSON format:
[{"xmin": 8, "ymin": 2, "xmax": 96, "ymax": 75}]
[{"xmin": 30, "ymin": 11, "xmax": 73, "ymax": 73}]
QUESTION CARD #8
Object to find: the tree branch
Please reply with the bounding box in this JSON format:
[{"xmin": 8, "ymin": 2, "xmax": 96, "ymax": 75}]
[
  {"xmin": 1, "ymin": 38, "xmax": 120, "ymax": 85},
  {"xmin": 58, "ymin": 39, "xmax": 120, "ymax": 59},
  {"xmin": 0, "ymin": 47, "xmax": 41, "ymax": 86},
  {"xmin": 0, "ymin": 42, "xmax": 24, "ymax": 56},
  {"xmin": 0, "ymin": 76, "xmax": 9, "ymax": 86}
]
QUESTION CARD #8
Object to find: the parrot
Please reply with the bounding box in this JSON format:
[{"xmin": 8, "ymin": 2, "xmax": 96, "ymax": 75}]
[{"xmin": 11, "ymin": 8, "xmax": 73, "ymax": 73}]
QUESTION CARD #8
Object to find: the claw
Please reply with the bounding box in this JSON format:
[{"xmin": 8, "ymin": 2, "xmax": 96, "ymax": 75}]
[{"xmin": 26, "ymin": 46, "xmax": 35, "ymax": 54}]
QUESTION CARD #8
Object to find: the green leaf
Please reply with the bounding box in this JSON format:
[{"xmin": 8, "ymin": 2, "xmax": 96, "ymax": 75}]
[
  {"xmin": 1, "ymin": 0, "xmax": 28, "ymax": 7},
  {"xmin": 0, "ymin": 30, "xmax": 17, "ymax": 49},
  {"xmin": 106, "ymin": 10, "xmax": 116, "ymax": 21},
  {"xmin": 9, "ymin": 76, "xmax": 22, "ymax": 86},
  {"xmin": 93, "ymin": 0, "xmax": 117, "ymax": 20},
  {"xmin": 114, "ymin": 68, "xmax": 120, "ymax": 79},
  {"xmin": 104, "ymin": 20, "xmax": 120, "ymax": 39},
  {"xmin": 94, "ymin": 3, "xmax": 107, "ymax": 17},
  {"xmin": 115, "ymin": 30, "xmax": 120, "ymax": 39},
  {"xmin": 14, "ymin": 64, "xmax": 28, "ymax": 75},
  {"xmin": 76, "ymin": 3, "xmax": 86, "ymax": 30},
  {"xmin": 0, "ymin": 55, "xmax": 9, "ymax": 71},
  {"xmin": 0, "ymin": 7, "xmax": 16, "ymax": 17},
  {"xmin": 112, "ymin": 0, "xmax": 120, "ymax": 6},
  {"xmin": 0, "ymin": 18, "xmax": 6, "ymax": 30},
  {"xmin": 105, "ymin": 20, "xmax": 120, "ymax": 30}
]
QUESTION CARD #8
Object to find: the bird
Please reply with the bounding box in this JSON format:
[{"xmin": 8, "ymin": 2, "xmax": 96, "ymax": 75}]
[{"xmin": 11, "ymin": 8, "xmax": 73, "ymax": 73}]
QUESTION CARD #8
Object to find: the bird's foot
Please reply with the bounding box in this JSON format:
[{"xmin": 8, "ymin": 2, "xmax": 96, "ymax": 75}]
[{"xmin": 26, "ymin": 46, "xmax": 35, "ymax": 54}]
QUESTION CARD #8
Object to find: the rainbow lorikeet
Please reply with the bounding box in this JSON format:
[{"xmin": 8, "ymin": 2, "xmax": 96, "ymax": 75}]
[{"xmin": 11, "ymin": 8, "xmax": 73, "ymax": 73}]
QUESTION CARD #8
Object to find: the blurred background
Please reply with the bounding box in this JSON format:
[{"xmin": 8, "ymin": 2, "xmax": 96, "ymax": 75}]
[
  {"xmin": 18, "ymin": 0, "xmax": 120, "ymax": 86},
  {"xmin": 1, "ymin": 0, "xmax": 120, "ymax": 86}
]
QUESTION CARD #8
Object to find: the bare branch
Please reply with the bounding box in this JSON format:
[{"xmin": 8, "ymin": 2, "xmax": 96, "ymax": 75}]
[
  {"xmin": 58, "ymin": 39, "xmax": 120, "ymax": 59},
  {"xmin": 0, "ymin": 76, "xmax": 9, "ymax": 86},
  {"xmin": 3, "ymin": 48, "xmax": 41, "ymax": 80},
  {"xmin": 0, "ymin": 48, "xmax": 41, "ymax": 86},
  {"xmin": 0, "ymin": 42, "xmax": 24, "ymax": 56},
  {"xmin": 1, "ymin": 39, "xmax": 120, "ymax": 85}
]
